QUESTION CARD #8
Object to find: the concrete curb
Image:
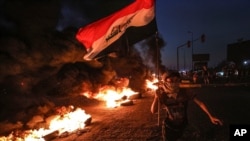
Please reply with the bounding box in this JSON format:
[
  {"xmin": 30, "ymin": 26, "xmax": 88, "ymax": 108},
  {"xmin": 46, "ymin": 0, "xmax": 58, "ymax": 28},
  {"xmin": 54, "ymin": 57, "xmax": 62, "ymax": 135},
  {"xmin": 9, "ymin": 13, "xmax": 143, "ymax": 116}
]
[{"xmin": 179, "ymin": 83, "xmax": 250, "ymax": 88}]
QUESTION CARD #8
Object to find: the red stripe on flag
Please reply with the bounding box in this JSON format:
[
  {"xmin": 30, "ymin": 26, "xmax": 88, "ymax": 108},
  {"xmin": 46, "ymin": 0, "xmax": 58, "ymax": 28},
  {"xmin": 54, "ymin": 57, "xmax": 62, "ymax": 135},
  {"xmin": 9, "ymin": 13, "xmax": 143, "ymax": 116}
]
[{"xmin": 76, "ymin": 0, "xmax": 155, "ymax": 50}]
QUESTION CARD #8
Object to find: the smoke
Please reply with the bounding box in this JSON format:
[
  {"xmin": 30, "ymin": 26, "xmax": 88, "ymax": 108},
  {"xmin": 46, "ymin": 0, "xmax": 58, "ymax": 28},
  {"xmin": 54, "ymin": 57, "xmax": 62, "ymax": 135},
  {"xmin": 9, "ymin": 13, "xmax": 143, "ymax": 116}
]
[
  {"xmin": 56, "ymin": 0, "xmax": 134, "ymax": 31},
  {"xmin": 137, "ymin": 33, "xmax": 167, "ymax": 74},
  {"xmin": 0, "ymin": 0, "xmax": 87, "ymax": 118},
  {"xmin": 0, "ymin": 0, "xmax": 164, "ymax": 121}
]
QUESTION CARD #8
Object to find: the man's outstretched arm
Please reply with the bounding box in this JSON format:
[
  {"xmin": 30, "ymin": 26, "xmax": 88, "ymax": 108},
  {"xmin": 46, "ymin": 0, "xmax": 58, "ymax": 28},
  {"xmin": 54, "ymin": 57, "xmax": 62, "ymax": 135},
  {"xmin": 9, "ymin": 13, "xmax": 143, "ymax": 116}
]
[
  {"xmin": 151, "ymin": 94, "xmax": 159, "ymax": 114},
  {"xmin": 193, "ymin": 98, "xmax": 223, "ymax": 125}
]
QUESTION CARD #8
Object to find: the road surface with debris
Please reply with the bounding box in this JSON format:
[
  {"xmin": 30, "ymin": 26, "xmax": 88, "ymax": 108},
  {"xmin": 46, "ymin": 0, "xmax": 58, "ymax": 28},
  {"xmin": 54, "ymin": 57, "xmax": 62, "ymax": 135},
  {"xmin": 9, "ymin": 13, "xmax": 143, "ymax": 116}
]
[{"xmin": 52, "ymin": 85, "xmax": 250, "ymax": 141}]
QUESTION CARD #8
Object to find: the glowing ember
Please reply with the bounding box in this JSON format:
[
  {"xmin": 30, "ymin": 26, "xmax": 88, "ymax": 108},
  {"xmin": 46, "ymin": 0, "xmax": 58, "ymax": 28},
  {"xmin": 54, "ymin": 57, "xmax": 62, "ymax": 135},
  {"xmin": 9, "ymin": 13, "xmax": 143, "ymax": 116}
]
[
  {"xmin": 145, "ymin": 76, "xmax": 159, "ymax": 90},
  {"xmin": 0, "ymin": 107, "xmax": 91, "ymax": 141},
  {"xmin": 82, "ymin": 85, "xmax": 138, "ymax": 108},
  {"xmin": 96, "ymin": 87, "xmax": 138, "ymax": 108},
  {"xmin": 49, "ymin": 108, "xmax": 91, "ymax": 134}
]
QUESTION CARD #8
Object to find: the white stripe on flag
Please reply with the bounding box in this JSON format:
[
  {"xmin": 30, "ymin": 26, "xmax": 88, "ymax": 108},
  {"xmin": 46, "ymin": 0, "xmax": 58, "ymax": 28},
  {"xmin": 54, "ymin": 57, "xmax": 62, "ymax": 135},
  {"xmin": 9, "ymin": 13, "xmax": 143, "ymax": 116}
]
[{"xmin": 83, "ymin": 4, "xmax": 155, "ymax": 60}]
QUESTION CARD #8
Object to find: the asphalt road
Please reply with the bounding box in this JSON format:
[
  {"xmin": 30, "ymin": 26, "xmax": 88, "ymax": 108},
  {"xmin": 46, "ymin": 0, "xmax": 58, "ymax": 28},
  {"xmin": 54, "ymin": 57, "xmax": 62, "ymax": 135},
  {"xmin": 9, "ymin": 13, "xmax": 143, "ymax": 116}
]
[{"xmin": 52, "ymin": 85, "xmax": 250, "ymax": 141}]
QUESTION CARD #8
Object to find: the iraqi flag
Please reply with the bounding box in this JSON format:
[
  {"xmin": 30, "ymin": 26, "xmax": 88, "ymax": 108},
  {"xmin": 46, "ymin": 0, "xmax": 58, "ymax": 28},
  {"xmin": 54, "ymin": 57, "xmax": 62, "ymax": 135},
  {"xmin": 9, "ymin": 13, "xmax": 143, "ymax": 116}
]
[{"xmin": 76, "ymin": 0, "xmax": 157, "ymax": 60}]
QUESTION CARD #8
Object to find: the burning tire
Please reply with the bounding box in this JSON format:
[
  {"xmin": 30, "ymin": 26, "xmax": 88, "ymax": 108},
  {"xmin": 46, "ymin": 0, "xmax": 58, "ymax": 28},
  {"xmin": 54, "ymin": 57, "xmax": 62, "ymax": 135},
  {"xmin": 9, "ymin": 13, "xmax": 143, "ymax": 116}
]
[
  {"xmin": 85, "ymin": 117, "xmax": 92, "ymax": 126},
  {"xmin": 128, "ymin": 93, "xmax": 141, "ymax": 100},
  {"xmin": 120, "ymin": 100, "xmax": 133, "ymax": 106}
]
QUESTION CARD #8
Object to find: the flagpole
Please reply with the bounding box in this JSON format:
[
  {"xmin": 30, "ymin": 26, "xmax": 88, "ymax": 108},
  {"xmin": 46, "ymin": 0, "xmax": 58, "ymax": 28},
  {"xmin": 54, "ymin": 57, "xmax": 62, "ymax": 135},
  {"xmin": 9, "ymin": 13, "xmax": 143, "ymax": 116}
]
[
  {"xmin": 125, "ymin": 34, "xmax": 130, "ymax": 55},
  {"xmin": 155, "ymin": 31, "xmax": 161, "ymax": 126}
]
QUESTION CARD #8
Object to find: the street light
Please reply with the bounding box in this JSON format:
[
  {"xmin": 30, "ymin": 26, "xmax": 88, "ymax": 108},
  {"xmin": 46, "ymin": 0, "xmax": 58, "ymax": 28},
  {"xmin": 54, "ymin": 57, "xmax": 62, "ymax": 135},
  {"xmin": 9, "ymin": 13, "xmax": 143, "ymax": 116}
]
[
  {"xmin": 188, "ymin": 31, "xmax": 193, "ymax": 70},
  {"xmin": 177, "ymin": 33, "xmax": 205, "ymax": 71}
]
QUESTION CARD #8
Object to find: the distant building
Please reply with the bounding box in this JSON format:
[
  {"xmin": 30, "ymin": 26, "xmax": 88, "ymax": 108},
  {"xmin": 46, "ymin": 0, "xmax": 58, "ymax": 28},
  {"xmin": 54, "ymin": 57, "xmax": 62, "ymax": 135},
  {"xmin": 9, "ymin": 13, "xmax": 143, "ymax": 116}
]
[
  {"xmin": 227, "ymin": 39, "xmax": 250, "ymax": 66},
  {"xmin": 193, "ymin": 54, "xmax": 210, "ymax": 70}
]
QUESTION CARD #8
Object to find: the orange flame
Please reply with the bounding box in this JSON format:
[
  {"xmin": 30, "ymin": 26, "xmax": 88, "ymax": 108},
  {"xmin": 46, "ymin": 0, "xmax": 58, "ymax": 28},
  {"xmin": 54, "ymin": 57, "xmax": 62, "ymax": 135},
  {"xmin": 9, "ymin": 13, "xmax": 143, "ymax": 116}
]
[
  {"xmin": 145, "ymin": 76, "xmax": 159, "ymax": 90},
  {"xmin": 0, "ymin": 107, "xmax": 91, "ymax": 141},
  {"xmin": 95, "ymin": 86, "xmax": 138, "ymax": 108},
  {"xmin": 82, "ymin": 85, "xmax": 138, "ymax": 108}
]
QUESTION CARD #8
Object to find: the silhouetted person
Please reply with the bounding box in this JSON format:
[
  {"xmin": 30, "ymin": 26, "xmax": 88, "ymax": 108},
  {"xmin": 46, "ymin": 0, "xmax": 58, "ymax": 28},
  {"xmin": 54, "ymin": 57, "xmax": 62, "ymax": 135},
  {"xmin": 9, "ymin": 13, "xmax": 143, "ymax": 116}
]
[
  {"xmin": 151, "ymin": 71, "xmax": 223, "ymax": 141},
  {"xmin": 192, "ymin": 72, "xmax": 198, "ymax": 83},
  {"xmin": 202, "ymin": 66, "xmax": 210, "ymax": 84}
]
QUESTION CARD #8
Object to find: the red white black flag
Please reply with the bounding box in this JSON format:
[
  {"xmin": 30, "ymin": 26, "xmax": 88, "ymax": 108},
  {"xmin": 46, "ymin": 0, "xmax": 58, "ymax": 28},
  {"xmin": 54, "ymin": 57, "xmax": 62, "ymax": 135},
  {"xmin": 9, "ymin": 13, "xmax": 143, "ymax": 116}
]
[{"xmin": 76, "ymin": 0, "xmax": 157, "ymax": 60}]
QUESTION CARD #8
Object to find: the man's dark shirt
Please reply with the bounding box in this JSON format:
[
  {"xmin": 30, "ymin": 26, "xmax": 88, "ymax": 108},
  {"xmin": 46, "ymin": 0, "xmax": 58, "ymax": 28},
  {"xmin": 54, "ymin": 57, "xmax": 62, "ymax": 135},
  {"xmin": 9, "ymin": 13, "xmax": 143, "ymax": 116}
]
[{"xmin": 159, "ymin": 88, "xmax": 196, "ymax": 129}]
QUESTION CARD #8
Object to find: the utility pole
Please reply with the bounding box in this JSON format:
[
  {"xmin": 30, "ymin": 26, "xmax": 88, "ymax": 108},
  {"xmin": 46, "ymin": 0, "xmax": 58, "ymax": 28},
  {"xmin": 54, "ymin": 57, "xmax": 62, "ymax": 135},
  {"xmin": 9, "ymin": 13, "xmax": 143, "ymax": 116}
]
[
  {"xmin": 155, "ymin": 31, "xmax": 161, "ymax": 126},
  {"xmin": 177, "ymin": 33, "xmax": 206, "ymax": 71},
  {"xmin": 188, "ymin": 31, "xmax": 193, "ymax": 70}
]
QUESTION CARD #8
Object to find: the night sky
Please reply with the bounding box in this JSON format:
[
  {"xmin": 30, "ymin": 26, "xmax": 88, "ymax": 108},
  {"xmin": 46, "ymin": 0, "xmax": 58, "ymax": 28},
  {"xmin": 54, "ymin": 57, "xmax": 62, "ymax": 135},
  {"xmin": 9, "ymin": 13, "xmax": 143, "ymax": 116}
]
[{"xmin": 156, "ymin": 0, "xmax": 250, "ymax": 69}]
